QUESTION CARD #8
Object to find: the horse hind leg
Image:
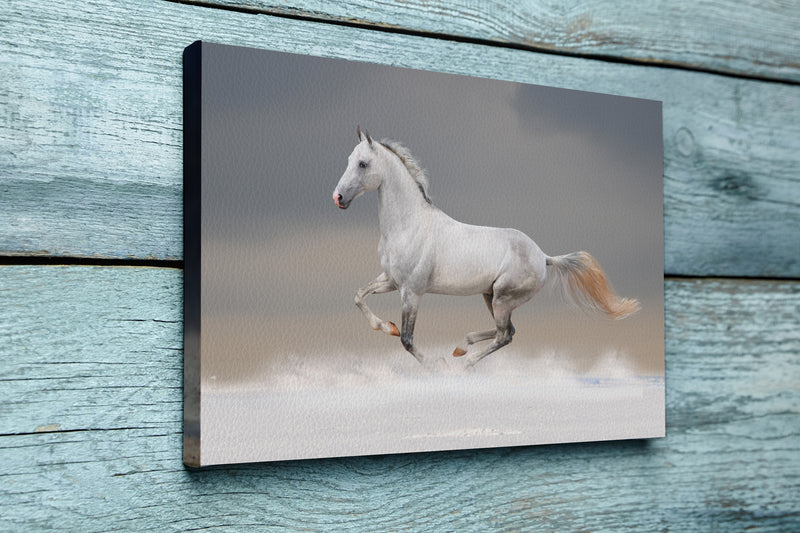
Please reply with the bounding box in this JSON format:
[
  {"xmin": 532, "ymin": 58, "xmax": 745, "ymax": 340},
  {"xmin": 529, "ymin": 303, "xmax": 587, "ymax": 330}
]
[
  {"xmin": 453, "ymin": 292, "xmax": 515, "ymax": 357},
  {"xmin": 452, "ymin": 329, "xmax": 495, "ymax": 357},
  {"xmin": 464, "ymin": 325, "xmax": 514, "ymax": 368},
  {"xmin": 463, "ymin": 299, "xmax": 517, "ymax": 367},
  {"xmin": 355, "ymin": 273, "xmax": 400, "ymax": 337}
]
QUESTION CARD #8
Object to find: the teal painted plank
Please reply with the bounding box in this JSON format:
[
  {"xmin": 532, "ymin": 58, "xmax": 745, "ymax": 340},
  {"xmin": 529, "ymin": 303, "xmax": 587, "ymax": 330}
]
[
  {"xmin": 3, "ymin": 430, "xmax": 797, "ymax": 531},
  {"xmin": 199, "ymin": 0, "xmax": 800, "ymax": 82},
  {"xmin": 1, "ymin": 266, "xmax": 798, "ymax": 530},
  {"xmin": 1, "ymin": 0, "xmax": 799, "ymax": 276},
  {"xmin": 0, "ymin": 266, "xmax": 183, "ymax": 434}
]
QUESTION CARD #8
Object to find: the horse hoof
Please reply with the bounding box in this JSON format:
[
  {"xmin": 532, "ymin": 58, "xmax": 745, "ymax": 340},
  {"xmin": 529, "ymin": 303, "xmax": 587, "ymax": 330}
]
[
  {"xmin": 387, "ymin": 322, "xmax": 400, "ymax": 337},
  {"xmin": 452, "ymin": 347, "xmax": 467, "ymax": 357}
]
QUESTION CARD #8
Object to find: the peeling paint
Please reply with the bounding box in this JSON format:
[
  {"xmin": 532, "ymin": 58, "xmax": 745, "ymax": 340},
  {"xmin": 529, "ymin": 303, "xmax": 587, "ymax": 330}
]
[{"xmin": 33, "ymin": 423, "xmax": 62, "ymax": 433}]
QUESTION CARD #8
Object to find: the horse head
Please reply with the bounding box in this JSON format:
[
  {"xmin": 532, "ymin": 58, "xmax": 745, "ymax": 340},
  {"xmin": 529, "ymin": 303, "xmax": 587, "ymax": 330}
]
[{"xmin": 333, "ymin": 126, "xmax": 381, "ymax": 209}]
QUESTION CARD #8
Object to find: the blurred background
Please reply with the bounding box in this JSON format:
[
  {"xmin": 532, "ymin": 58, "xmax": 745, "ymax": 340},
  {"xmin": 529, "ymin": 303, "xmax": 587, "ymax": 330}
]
[{"xmin": 199, "ymin": 43, "xmax": 664, "ymax": 389}]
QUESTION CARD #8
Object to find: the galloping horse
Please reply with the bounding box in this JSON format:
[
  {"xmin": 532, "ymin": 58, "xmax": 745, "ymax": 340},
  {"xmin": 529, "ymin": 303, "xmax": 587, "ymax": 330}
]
[{"xmin": 333, "ymin": 126, "xmax": 639, "ymax": 367}]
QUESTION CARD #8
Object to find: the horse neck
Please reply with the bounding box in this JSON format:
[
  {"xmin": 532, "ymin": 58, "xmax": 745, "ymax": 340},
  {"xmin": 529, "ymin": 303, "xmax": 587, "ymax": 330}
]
[{"xmin": 376, "ymin": 158, "xmax": 431, "ymax": 238}]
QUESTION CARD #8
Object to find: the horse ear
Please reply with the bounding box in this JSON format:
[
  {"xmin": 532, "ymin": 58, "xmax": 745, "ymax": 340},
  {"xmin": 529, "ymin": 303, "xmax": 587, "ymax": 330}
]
[
  {"xmin": 365, "ymin": 129, "xmax": 373, "ymax": 148},
  {"xmin": 357, "ymin": 125, "xmax": 363, "ymax": 141}
]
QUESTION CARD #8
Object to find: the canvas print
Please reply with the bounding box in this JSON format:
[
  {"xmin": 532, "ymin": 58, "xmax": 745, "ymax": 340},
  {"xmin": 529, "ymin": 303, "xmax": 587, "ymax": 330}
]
[{"xmin": 183, "ymin": 41, "xmax": 664, "ymax": 467}]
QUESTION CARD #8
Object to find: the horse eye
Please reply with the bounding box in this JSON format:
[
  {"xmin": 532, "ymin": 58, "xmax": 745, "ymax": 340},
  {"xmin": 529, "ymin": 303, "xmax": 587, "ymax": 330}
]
[{"xmin": 358, "ymin": 161, "xmax": 367, "ymax": 169}]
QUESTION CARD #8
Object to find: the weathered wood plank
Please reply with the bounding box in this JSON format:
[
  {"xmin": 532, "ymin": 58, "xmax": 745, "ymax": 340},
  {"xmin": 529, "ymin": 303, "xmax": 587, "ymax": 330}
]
[
  {"xmin": 1, "ymin": 266, "xmax": 798, "ymax": 530},
  {"xmin": 195, "ymin": 0, "xmax": 800, "ymax": 82},
  {"xmin": 1, "ymin": 0, "xmax": 799, "ymax": 276},
  {"xmin": 0, "ymin": 266, "xmax": 183, "ymax": 435}
]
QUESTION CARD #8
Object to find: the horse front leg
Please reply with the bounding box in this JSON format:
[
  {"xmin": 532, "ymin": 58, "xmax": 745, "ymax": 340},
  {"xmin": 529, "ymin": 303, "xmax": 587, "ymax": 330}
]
[
  {"xmin": 399, "ymin": 289, "xmax": 428, "ymax": 365},
  {"xmin": 355, "ymin": 272, "xmax": 400, "ymax": 337}
]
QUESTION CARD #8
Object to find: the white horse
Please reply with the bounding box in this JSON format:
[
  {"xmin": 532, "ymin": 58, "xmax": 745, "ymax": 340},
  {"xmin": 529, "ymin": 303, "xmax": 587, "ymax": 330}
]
[{"xmin": 333, "ymin": 126, "xmax": 640, "ymax": 367}]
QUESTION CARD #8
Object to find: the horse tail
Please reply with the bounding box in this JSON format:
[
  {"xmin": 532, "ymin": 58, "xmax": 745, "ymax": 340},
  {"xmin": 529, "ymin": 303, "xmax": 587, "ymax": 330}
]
[{"xmin": 545, "ymin": 251, "xmax": 640, "ymax": 320}]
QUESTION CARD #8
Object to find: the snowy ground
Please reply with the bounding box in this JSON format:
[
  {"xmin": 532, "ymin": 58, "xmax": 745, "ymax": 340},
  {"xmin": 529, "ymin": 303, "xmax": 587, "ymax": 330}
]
[{"xmin": 200, "ymin": 347, "xmax": 664, "ymax": 465}]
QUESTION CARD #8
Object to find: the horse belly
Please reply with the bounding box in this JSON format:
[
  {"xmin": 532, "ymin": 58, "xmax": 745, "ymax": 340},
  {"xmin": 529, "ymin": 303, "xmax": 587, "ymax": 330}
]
[
  {"xmin": 427, "ymin": 239, "xmax": 505, "ymax": 296},
  {"xmin": 427, "ymin": 265, "xmax": 496, "ymax": 296}
]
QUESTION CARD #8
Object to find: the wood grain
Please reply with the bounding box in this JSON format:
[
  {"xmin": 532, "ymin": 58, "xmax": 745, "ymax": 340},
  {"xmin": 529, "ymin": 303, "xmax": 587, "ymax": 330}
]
[
  {"xmin": 192, "ymin": 0, "xmax": 800, "ymax": 82},
  {"xmin": 1, "ymin": 0, "xmax": 799, "ymax": 276},
  {"xmin": 1, "ymin": 266, "xmax": 798, "ymax": 530},
  {"xmin": 3, "ymin": 0, "xmax": 799, "ymax": 530}
]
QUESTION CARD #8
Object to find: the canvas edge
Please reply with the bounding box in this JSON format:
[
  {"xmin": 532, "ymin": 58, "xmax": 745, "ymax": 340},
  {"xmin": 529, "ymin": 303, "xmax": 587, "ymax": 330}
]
[{"xmin": 183, "ymin": 40, "xmax": 203, "ymax": 468}]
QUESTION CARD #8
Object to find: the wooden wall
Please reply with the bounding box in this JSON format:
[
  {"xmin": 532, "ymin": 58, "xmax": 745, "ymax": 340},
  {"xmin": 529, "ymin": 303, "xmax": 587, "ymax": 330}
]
[{"xmin": 2, "ymin": 1, "xmax": 798, "ymax": 529}]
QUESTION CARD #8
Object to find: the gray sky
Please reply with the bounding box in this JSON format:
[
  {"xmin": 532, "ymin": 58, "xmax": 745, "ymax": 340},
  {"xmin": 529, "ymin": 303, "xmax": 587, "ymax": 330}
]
[{"xmin": 198, "ymin": 42, "xmax": 663, "ymax": 380}]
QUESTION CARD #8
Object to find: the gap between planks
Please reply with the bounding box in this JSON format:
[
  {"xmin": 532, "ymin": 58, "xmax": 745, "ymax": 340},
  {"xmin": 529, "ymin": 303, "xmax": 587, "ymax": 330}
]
[
  {"xmin": 0, "ymin": 256, "xmax": 183, "ymax": 269},
  {"xmin": 165, "ymin": 0, "xmax": 800, "ymax": 86}
]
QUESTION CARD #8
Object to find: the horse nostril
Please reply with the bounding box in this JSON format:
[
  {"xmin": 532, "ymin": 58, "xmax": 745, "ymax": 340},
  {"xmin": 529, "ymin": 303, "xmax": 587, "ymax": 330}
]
[{"xmin": 333, "ymin": 191, "xmax": 346, "ymax": 208}]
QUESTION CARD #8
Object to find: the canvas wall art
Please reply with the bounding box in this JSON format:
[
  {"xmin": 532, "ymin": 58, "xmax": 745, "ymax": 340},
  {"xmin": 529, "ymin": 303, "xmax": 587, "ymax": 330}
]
[{"xmin": 183, "ymin": 41, "xmax": 664, "ymax": 467}]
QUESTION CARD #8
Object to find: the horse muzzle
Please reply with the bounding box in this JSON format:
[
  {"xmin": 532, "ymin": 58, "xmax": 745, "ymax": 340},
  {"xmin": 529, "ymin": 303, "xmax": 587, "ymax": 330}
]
[{"xmin": 333, "ymin": 190, "xmax": 349, "ymax": 209}]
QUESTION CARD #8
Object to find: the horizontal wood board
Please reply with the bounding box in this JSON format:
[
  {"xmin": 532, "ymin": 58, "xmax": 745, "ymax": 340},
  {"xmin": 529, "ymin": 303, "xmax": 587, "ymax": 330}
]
[
  {"xmin": 1, "ymin": 0, "xmax": 799, "ymax": 277},
  {"xmin": 194, "ymin": 0, "xmax": 800, "ymax": 82},
  {"xmin": 1, "ymin": 266, "xmax": 799, "ymax": 530}
]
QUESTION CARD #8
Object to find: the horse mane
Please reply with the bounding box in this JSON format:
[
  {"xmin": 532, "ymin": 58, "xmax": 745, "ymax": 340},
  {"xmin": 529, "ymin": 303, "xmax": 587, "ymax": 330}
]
[{"xmin": 380, "ymin": 139, "xmax": 432, "ymax": 205}]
